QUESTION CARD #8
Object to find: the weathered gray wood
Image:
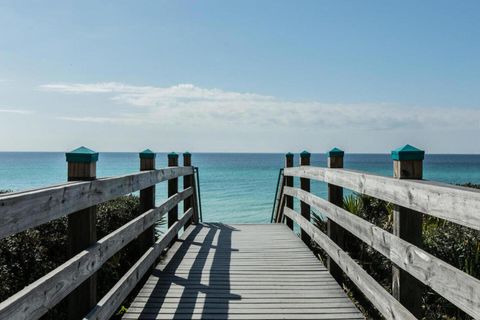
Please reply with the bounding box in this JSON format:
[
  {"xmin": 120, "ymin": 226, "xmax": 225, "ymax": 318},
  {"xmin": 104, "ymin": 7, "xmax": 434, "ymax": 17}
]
[
  {"xmin": 327, "ymin": 151, "xmax": 345, "ymax": 285},
  {"xmin": 123, "ymin": 314, "xmax": 364, "ymax": 320},
  {"xmin": 182, "ymin": 153, "xmax": 194, "ymax": 229},
  {"xmin": 284, "ymin": 166, "xmax": 480, "ymax": 231},
  {"xmin": 138, "ymin": 153, "xmax": 156, "ymax": 255},
  {"xmin": 299, "ymin": 152, "xmax": 311, "ymax": 246},
  {"xmin": 284, "ymin": 153, "xmax": 294, "ymax": 229},
  {"xmin": 284, "ymin": 186, "xmax": 480, "ymax": 319},
  {"xmin": 283, "ymin": 207, "xmax": 416, "ymax": 320},
  {"xmin": 0, "ymin": 166, "xmax": 194, "ymax": 240},
  {"xmin": 167, "ymin": 154, "xmax": 179, "ymax": 238},
  {"xmin": 0, "ymin": 188, "xmax": 193, "ymax": 320},
  {"xmin": 67, "ymin": 157, "xmax": 97, "ymax": 320},
  {"xmin": 392, "ymin": 157, "xmax": 424, "ymax": 318},
  {"xmin": 123, "ymin": 224, "xmax": 362, "ymax": 320},
  {"xmin": 84, "ymin": 208, "xmax": 194, "ymax": 320}
]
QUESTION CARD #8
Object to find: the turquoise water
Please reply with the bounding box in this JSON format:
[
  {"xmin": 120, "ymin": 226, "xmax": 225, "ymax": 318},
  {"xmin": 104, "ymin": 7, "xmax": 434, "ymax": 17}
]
[{"xmin": 1, "ymin": 152, "xmax": 480, "ymax": 223}]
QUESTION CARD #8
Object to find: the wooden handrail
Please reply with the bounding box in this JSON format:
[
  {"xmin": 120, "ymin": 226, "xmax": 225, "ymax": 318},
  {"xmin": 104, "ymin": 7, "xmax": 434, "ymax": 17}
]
[
  {"xmin": 84, "ymin": 208, "xmax": 194, "ymax": 320},
  {"xmin": 284, "ymin": 186, "xmax": 480, "ymax": 319},
  {"xmin": 283, "ymin": 207, "xmax": 416, "ymax": 320},
  {"xmin": 284, "ymin": 165, "xmax": 480, "ymax": 231},
  {"xmin": 0, "ymin": 188, "xmax": 193, "ymax": 320},
  {"xmin": 0, "ymin": 166, "xmax": 194, "ymax": 240}
]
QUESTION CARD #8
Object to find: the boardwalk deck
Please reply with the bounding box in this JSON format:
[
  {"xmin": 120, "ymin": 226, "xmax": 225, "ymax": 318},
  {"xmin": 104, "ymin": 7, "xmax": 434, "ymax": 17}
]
[{"xmin": 123, "ymin": 223, "xmax": 363, "ymax": 320}]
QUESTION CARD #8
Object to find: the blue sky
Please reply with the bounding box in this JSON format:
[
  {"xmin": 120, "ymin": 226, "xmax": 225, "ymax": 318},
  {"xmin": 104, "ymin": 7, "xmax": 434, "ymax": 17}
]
[{"xmin": 0, "ymin": 1, "xmax": 479, "ymax": 152}]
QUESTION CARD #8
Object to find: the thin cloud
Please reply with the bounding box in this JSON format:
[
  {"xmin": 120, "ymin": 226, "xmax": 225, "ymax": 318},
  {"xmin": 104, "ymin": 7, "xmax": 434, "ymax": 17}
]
[
  {"xmin": 0, "ymin": 108, "xmax": 33, "ymax": 115},
  {"xmin": 41, "ymin": 82, "xmax": 480, "ymax": 130}
]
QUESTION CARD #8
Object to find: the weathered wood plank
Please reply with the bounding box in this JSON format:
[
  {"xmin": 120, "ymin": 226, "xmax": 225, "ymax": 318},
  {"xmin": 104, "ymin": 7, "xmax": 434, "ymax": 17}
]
[
  {"xmin": 0, "ymin": 166, "xmax": 194, "ymax": 240},
  {"xmin": 66, "ymin": 152, "xmax": 98, "ymax": 320},
  {"xmin": 284, "ymin": 165, "xmax": 480, "ymax": 231},
  {"xmin": 123, "ymin": 224, "xmax": 362, "ymax": 320},
  {"xmin": 126, "ymin": 306, "xmax": 361, "ymax": 314},
  {"xmin": 284, "ymin": 186, "xmax": 480, "ymax": 319},
  {"xmin": 84, "ymin": 208, "xmax": 194, "ymax": 320},
  {"xmin": 283, "ymin": 207, "xmax": 416, "ymax": 320},
  {"xmin": 123, "ymin": 313, "xmax": 363, "ymax": 320},
  {"xmin": 0, "ymin": 188, "xmax": 192, "ymax": 320}
]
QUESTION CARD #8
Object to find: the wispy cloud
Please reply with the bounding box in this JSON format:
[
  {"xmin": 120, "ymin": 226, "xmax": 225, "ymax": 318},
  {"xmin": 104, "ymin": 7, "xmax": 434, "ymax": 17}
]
[
  {"xmin": 0, "ymin": 108, "xmax": 33, "ymax": 115},
  {"xmin": 40, "ymin": 82, "xmax": 480, "ymax": 130}
]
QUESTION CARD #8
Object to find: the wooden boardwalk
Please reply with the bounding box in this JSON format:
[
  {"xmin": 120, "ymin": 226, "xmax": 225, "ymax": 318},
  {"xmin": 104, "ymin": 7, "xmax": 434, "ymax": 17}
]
[{"xmin": 123, "ymin": 223, "xmax": 363, "ymax": 320}]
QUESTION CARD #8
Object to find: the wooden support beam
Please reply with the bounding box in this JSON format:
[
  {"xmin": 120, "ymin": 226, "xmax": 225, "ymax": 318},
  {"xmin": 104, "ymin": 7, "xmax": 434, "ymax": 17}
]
[
  {"xmin": 183, "ymin": 152, "xmax": 194, "ymax": 229},
  {"xmin": 327, "ymin": 147, "xmax": 345, "ymax": 285},
  {"xmin": 66, "ymin": 146, "xmax": 98, "ymax": 320},
  {"xmin": 391, "ymin": 144, "xmax": 425, "ymax": 318},
  {"xmin": 284, "ymin": 153, "xmax": 294, "ymax": 230},
  {"xmin": 168, "ymin": 152, "xmax": 179, "ymax": 241},
  {"xmin": 299, "ymin": 151, "xmax": 311, "ymax": 246},
  {"xmin": 138, "ymin": 149, "xmax": 156, "ymax": 252}
]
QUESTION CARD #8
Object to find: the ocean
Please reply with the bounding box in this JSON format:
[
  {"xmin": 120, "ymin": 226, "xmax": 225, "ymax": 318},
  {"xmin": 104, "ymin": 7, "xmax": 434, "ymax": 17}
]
[{"xmin": 1, "ymin": 152, "xmax": 480, "ymax": 224}]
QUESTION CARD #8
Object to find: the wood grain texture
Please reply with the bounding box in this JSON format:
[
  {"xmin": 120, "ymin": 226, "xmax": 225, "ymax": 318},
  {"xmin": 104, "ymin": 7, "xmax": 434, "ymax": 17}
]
[
  {"xmin": 392, "ymin": 159, "xmax": 424, "ymax": 318},
  {"xmin": 122, "ymin": 223, "xmax": 363, "ymax": 320},
  {"xmin": 327, "ymin": 155, "xmax": 345, "ymax": 284},
  {"xmin": 67, "ymin": 159, "xmax": 98, "ymax": 320},
  {"xmin": 138, "ymin": 158, "xmax": 156, "ymax": 255},
  {"xmin": 284, "ymin": 155, "xmax": 294, "ymax": 229},
  {"xmin": 182, "ymin": 153, "xmax": 193, "ymax": 229},
  {"xmin": 0, "ymin": 166, "xmax": 194, "ymax": 240},
  {"xmin": 84, "ymin": 209, "xmax": 194, "ymax": 320},
  {"xmin": 0, "ymin": 188, "xmax": 193, "ymax": 320},
  {"xmin": 284, "ymin": 166, "xmax": 480, "ymax": 231},
  {"xmin": 283, "ymin": 207, "xmax": 416, "ymax": 320},
  {"xmin": 284, "ymin": 186, "xmax": 480, "ymax": 319}
]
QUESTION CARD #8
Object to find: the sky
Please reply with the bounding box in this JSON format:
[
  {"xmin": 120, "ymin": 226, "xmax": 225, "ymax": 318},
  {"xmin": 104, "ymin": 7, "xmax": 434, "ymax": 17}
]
[{"xmin": 0, "ymin": 0, "xmax": 479, "ymax": 153}]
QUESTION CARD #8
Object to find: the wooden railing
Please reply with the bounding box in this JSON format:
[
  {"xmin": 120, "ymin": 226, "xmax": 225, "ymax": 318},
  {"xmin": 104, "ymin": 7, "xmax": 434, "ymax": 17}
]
[
  {"xmin": 273, "ymin": 147, "xmax": 480, "ymax": 320},
  {"xmin": 0, "ymin": 148, "xmax": 199, "ymax": 320}
]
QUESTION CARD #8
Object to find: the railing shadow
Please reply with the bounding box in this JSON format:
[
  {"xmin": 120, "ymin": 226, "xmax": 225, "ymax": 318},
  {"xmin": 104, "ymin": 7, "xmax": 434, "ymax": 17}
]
[{"xmin": 138, "ymin": 223, "xmax": 240, "ymax": 319}]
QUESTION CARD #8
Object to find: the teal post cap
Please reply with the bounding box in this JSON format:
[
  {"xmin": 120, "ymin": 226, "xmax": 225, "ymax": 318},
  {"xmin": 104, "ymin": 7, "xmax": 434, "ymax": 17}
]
[
  {"xmin": 139, "ymin": 149, "xmax": 156, "ymax": 159},
  {"xmin": 168, "ymin": 152, "xmax": 179, "ymax": 158},
  {"xmin": 328, "ymin": 147, "xmax": 344, "ymax": 157},
  {"xmin": 391, "ymin": 144, "xmax": 424, "ymax": 161},
  {"xmin": 285, "ymin": 152, "xmax": 294, "ymax": 158},
  {"xmin": 183, "ymin": 151, "xmax": 191, "ymax": 156},
  {"xmin": 66, "ymin": 146, "xmax": 98, "ymax": 163},
  {"xmin": 300, "ymin": 150, "xmax": 311, "ymax": 157}
]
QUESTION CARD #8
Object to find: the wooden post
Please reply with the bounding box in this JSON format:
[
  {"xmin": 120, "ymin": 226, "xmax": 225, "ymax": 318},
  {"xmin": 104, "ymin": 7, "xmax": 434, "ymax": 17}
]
[
  {"xmin": 183, "ymin": 152, "xmax": 194, "ymax": 230},
  {"xmin": 391, "ymin": 144, "xmax": 424, "ymax": 318},
  {"xmin": 168, "ymin": 152, "xmax": 179, "ymax": 240},
  {"xmin": 299, "ymin": 151, "xmax": 311, "ymax": 246},
  {"xmin": 138, "ymin": 149, "xmax": 156, "ymax": 251},
  {"xmin": 284, "ymin": 153, "xmax": 294, "ymax": 230},
  {"xmin": 66, "ymin": 146, "xmax": 98, "ymax": 320},
  {"xmin": 327, "ymin": 147, "xmax": 345, "ymax": 284}
]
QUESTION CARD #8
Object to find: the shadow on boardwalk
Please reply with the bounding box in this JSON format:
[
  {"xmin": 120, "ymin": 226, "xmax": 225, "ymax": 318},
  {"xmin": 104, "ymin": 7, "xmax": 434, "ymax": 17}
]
[{"xmin": 139, "ymin": 223, "xmax": 241, "ymax": 319}]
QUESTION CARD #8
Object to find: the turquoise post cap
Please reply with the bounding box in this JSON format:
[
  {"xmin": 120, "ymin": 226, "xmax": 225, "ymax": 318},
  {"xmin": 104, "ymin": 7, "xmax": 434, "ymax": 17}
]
[
  {"xmin": 139, "ymin": 149, "xmax": 156, "ymax": 159},
  {"xmin": 285, "ymin": 152, "xmax": 294, "ymax": 158},
  {"xmin": 168, "ymin": 152, "xmax": 179, "ymax": 158},
  {"xmin": 183, "ymin": 151, "xmax": 191, "ymax": 156},
  {"xmin": 300, "ymin": 150, "xmax": 311, "ymax": 157},
  {"xmin": 328, "ymin": 147, "xmax": 344, "ymax": 157},
  {"xmin": 391, "ymin": 144, "xmax": 424, "ymax": 161},
  {"xmin": 66, "ymin": 146, "xmax": 98, "ymax": 163}
]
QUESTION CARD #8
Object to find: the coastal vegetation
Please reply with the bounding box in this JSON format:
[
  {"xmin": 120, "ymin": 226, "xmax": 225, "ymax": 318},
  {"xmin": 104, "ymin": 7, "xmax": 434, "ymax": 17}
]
[
  {"xmin": 0, "ymin": 190, "xmax": 157, "ymax": 319},
  {"xmin": 312, "ymin": 183, "xmax": 480, "ymax": 320}
]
